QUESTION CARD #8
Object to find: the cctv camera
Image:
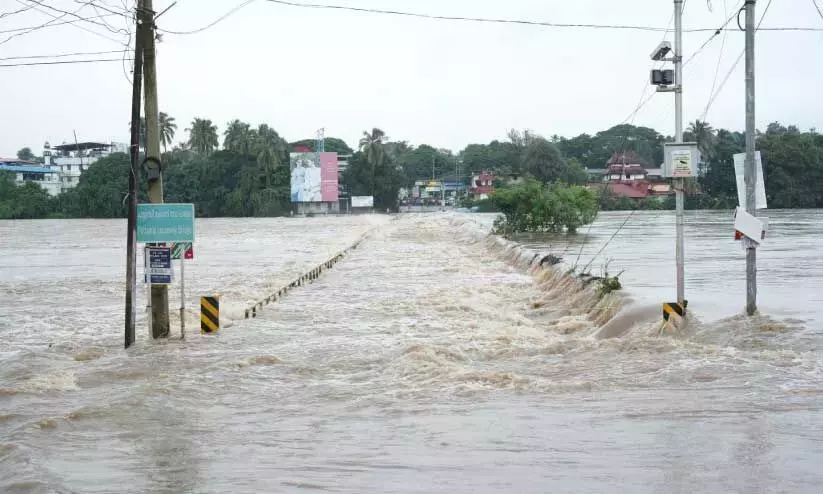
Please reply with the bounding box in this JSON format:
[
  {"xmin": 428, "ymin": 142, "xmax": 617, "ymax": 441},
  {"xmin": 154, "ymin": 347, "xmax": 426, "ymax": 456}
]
[{"xmin": 650, "ymin": 41, "xmax": 672, "ymax": 61}]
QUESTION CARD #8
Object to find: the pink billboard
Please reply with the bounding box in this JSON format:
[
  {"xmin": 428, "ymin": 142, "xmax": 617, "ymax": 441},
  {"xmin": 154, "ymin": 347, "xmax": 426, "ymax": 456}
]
[
  {"xmin": 290, "ymin": 152, "xmax": 339, "ymax": 203},
  {"xmin": 319, "ymin": 152, "xmax": 339, "ymax": 202}
]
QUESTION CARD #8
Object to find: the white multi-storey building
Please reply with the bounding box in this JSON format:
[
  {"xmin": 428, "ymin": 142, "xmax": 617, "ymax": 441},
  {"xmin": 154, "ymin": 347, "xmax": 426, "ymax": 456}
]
[{"xmin": 44, "ymin": 141, "xmax": 128, "ymax": 193}]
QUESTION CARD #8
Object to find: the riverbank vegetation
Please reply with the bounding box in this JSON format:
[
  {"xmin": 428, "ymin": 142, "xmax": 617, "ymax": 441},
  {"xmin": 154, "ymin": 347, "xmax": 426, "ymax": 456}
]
[
  {"xmin": 2, "ymin": 118, "xmax": 821, "ymax": 219},
  {"xmin": 490, "ymin": 180, "xmax": 597, "ymax": 236}
]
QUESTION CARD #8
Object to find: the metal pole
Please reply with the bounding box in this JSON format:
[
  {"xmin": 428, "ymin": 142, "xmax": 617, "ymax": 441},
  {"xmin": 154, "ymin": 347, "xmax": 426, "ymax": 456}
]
[
  {"xmin": 674, "ymin": 0, "xmax": 685, "ymax": 306},
  {"xmin": 146, "ymin": 248, "xmax": 153, "ymax": 337},
  {"xmin": 180, "ymin": 258, "xmax": 185, "ymax": 339},
  {"xmin": 142, "ymin": 0, "xmax": 170, "ymax": 338},
  {"xmin": 744, "ymin": 0, "xmax": 757, "ymax": 315},
  {"xmin": 125, "ymin": 4, "xmax": 146, "ymax": 349}
]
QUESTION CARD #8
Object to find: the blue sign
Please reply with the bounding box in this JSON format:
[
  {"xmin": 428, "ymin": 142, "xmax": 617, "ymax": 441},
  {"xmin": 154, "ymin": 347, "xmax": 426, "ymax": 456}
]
[
  {"xmin": 145, "ymin": 246, "xmax": 173, "ymax": 285},
  {"xmin": 137, "ymin": 203, "xmax": 195, "ymax": 243}
]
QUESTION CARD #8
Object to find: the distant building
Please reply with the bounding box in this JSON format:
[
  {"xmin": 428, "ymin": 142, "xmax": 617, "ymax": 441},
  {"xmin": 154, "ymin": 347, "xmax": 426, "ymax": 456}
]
[
  {"xmin": 584, "ymin": 152, "xmax": 673, "ymax": 200},
  {"xmin": 0, "ymin": 159, "xmax": 61, "ymax": 196},
  {"xmin": 44, "ymin": 141, "xmax": 127, "ymax": 193},
  {"xmin": 469, "ymin": 172, "xmax": 495, "ymax": 200}
]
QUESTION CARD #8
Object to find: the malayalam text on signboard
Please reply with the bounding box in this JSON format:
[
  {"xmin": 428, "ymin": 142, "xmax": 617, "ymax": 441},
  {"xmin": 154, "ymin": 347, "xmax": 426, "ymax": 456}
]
[
  {"xmin": 144, "ymin": 246, "xmax": 173, "ymax": 285},
  {"xmin": 137, "ymin": 203, "xmax": 195, "ymax": 243}
]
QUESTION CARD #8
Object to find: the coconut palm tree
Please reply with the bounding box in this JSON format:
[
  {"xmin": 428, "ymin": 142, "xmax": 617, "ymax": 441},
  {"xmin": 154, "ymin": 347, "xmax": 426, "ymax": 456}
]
[
  {"xmin": 359, "ymin": 128, "xmax": 387, "ymax": 166},
  {"xmin": 359, "ymin": 128, "xmax": 388, "ymax": 198},
  {"xmin": 186, "ymin": 118, "xmax": 219, "ymax": 154},
  {"xmin": 159, "ymin": 112, "xmax": 177, "ymax": 153},
  {"xmin": 687, "ymin": 120, "xmax": 716, "ymax": 157},
  {"xmin": 223, "ymin": 119, "xmax": 254, "ymax": 155},
  {"xmin": 253, "ymin": 124, "xmax": 286, "ymax": 185},
  {"xmin": 687, "ymin": 120, "xmax": 716, "ymax": 177}
]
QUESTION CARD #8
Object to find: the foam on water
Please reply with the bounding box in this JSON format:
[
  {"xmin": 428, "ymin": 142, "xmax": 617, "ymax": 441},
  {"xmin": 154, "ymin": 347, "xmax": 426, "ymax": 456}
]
[{"xmin": 1, "ymin": 212, "xmax": 822, "ymax": 492}]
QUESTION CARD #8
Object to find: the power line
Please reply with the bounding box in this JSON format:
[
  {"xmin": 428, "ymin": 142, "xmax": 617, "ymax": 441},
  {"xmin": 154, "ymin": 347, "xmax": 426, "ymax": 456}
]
[
  {"xmin": 18, "ymin": 0, "xmax": 129, "ymax": 35},
  {"xmin": 158, "ymin": 0, "xmax": 820, "ymax": 36},
  {"xmin": 266, "ymin": 0, "xmax": 821, "ymax": 32},
  {"xmin": 0, "ymin": 58, "xmax": 123, "ymax": 67},
  {"xmin": 159, "ymin": 0, "xmax": 255, "ymax": 35},
  {"xmin": 0, "ymin": 2, "xmax": 83, "ymax": 46},
  {"xmin": 0, "ymin": 49, "xmax": 126, "ymax": 60},
  {"xmin": 11, "ymin": 0, "xmax": 130, "ymax": 46},
  {"xmin": 813, "ymin": 0, "xmax": 823, "ymax": 19},
  {"xmin": 0, "ymin": 4, "xmax": 38, "ymax": 20},
  {"xmin": 700, "ymin": 0, "xmax": 773, "ymax": 120},
  {"xmin": 155, "ymin": 0, "xmax": 823, "ymax": 37},
  {"xmin": 74, "ymin": 0, "xmax": 131, "ymax": 18},
  {"xmin": 0, "ymin": 12, "xmax": 118, "ymax": 34},
  {"xmin": 682, "ymin": 0, "xmax": 744, "ymax": 67},
  {"xmin": 704, "ymin": 0, "xmax": 731, "ymax": 118}
]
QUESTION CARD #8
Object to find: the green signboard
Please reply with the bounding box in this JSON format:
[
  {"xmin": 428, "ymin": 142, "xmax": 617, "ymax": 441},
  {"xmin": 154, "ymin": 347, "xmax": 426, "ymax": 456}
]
[{"xmin": 136, "ymin": 203, "xmax": 195, "ymax": 243}]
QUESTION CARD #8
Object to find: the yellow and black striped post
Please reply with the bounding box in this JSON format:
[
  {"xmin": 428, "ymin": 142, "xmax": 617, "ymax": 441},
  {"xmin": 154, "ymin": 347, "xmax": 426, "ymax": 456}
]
[
  {"xmin": 201, "ymin": 296, "xmax": 220, "ymax": 334},
  {"xmin": 662, "ymin": 300, "xmax": 688, "ymax": 325}
]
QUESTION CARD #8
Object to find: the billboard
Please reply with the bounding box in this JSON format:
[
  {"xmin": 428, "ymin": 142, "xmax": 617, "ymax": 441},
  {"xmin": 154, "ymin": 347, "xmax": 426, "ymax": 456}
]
[
  {"xmin": 351, "ymin": 196, "xmax": 374, "ymax": 208},
  {"xmin": 290, "ymin": 152, "xmax": 339, "ymax": 203}
]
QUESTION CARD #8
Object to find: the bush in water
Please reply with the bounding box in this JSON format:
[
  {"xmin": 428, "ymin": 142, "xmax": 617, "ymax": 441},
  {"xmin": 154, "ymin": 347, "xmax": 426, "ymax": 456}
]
[{"xmin": 490, "ymin": 179, "xmax": 597, "ymax": 235}]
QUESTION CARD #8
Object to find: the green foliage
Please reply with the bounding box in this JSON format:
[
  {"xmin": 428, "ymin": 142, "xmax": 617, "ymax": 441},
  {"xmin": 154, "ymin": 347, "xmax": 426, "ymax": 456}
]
[
  {"xmin": 342, "ymin": 150, "xmax": 405, "ymax": 212},
  {"xmin": 16, "ymin": 147, "xmax": 36, "ymax": 161},
  {"xmin": 393, "ymin": 144, "xmax": 455, "ymax": 184},
  {"xmin": 57, "ymin": 153, "xmax": 145, "ymax": 218},
  {"xmin": 555, "ymin": 124, "xmax": 666, "ymax": 169},
  {"xmin": 290, "ymin": 137, "xmax": 353, "ymax": 155},
  {"xmin": 186, "ymin": 118, "xmax": 219, "ymax": 154},
  {"xmin": 460, "ymin": 140, "xmax": 521, "ymax": 175},
  {"xmin": 758, "ymin": 124, "xmax": 823, "ymax": 208},
  {"xmin": 0, "ymin": 172, "xmax": 52, "ymax": 219},
  {"xmin": 490, "ymin": 179, "xmax": 597, "ymax": 235}
]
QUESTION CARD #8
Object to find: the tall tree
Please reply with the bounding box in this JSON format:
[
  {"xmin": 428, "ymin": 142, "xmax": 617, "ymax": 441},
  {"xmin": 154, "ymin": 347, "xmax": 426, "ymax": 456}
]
[
  {"xmin": 359, "ymin": 128, "xmax": 387, "ymax": 195},
  {"xmin": 523, "ymin": 137, "xmax": 568, "ymax": 183},
  {"xmin": 223, "ymin": 119, "xmax": 255, "ymax": 155},
  {"xmin": 186, "ymin": 118, "xmax": 219, "ymax": 154},
  {"xmin": 253, "ymin": 124, "xmax": 287, "ymax": 185},
  {"xmin": 159, "ymin": 112, "xmax": 177, "ymax": 154},
  {"xmin": 16, "ymin": 147, "xmax": 35, "ymax": 161}
]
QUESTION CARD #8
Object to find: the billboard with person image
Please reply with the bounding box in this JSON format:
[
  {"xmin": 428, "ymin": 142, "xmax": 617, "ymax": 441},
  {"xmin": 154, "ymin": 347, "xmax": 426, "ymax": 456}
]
[{"xmin": 290, "ymin": 152, "xmax": 338, "ymax": 203}]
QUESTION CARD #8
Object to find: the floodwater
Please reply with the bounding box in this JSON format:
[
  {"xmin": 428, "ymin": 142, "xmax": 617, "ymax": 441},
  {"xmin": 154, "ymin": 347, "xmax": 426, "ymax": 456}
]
[{"xmin": 1, "ymin": 211, "xmax": 821, "ymax": 493}]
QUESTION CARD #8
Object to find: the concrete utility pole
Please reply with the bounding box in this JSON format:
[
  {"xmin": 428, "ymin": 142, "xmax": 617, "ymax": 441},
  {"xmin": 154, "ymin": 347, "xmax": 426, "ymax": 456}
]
[
  {"xmin": 744, "ymin": 0, "xmax": 757, "ymax": 315},
  {"xmin": 125, "ymin": 2, "xmax": 149, "ymax": 349},
  {"xmin": 673, "ymin": 0, "xmax": 685, "ymax": 306},
  {"xmin": 142, "ymin": 0, "xmax": 170, "ymax": 338}
]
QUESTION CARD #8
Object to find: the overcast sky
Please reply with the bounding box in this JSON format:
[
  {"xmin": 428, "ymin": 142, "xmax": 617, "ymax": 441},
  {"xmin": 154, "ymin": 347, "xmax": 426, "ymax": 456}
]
[{"xmin": 1, "ymin": 0, "xmax": 822, "ymax": 157}]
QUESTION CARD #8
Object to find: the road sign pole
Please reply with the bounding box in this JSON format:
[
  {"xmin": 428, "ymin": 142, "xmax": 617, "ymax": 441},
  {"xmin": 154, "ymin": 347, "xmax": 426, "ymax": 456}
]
[
  {"xmin": 180, "ymin": 258, "xmax": 186, "ymax": 339},
  {"xmin": 744, "ymin": 0, "xmax": 757, "ymax": 315}
]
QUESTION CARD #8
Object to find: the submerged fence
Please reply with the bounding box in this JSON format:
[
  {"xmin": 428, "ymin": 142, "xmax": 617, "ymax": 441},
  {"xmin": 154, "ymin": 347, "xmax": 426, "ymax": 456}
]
[{"xmin": 242, "ymin": 233, "xmax": 368, "ymax": 319}]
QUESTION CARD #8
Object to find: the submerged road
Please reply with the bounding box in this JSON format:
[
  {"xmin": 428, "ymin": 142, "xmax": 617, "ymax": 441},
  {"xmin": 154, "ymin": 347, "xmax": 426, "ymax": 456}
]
[{"xmin": 1, "ymin": 213, "xmax": 821, "ymax": 493}]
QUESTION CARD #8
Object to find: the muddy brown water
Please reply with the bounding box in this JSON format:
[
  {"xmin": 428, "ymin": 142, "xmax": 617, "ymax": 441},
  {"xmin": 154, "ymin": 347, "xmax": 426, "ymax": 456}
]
[{"xmin": 1, "ymin": 211, "xmax": 821, "ymax": 493}]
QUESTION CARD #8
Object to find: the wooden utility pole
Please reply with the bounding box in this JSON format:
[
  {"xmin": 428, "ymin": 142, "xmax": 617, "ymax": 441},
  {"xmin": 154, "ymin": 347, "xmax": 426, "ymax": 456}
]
[
  {"xmin": 125, "ymin": 2, "xmax": 149, "ymax": 349},
  {"xmin": 744, "ymin": 0, "xmax": 757, "ymax": 315},
  {"xmin": 142, "ymin": 0, "xmax": 170, "ymax": 338}
]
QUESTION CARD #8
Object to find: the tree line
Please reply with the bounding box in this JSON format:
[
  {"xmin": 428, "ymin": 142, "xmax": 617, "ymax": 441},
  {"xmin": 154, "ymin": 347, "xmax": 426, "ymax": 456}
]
[{"xmin": 2, "ymin": 117, "xmax": 821, "ymax": 219}]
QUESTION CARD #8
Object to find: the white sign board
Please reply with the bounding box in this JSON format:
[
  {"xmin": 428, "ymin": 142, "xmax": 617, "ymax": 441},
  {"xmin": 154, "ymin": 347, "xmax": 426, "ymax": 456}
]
[
  {"xmin": 733, "ymin": 207, "xmax": 765, "ymax": 244},
  {"xmin": 663, "ymin": 142, "xmax": 700, "ymax": 178},
  {"xmin": 351, "ymin": 196, "xmax": 374, "ymax": 208},
  {"xmin": 733, "ymin": 151, "xmax": 767, "ymax": 210}
]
